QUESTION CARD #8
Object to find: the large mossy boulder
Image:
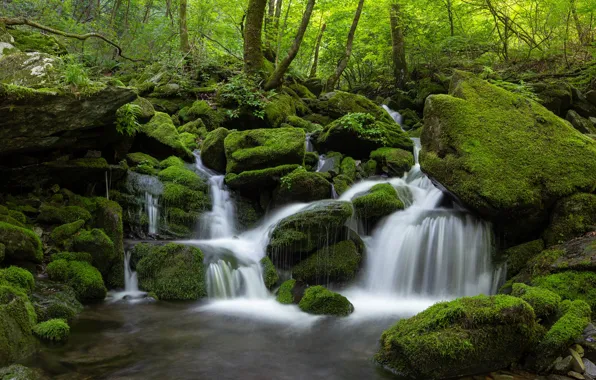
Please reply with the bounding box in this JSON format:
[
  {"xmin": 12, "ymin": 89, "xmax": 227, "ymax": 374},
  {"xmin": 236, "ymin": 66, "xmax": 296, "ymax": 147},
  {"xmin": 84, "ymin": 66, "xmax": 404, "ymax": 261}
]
[
  {"xmin": 274, "ymin": 167, "xmax": 331, "ymax": 204},
  {"xmin": 0, "ymin": 287, "xmax": 37, "ymax": 366},
  {"xmin": 225, "ymin": 164, "xmax": 300, "ymax": 192},
  {"xmin": 0, "ymin": 222, "xmax": 42, "ymax": 264},
  {"xmin": 71, "ymin": 228, "xmax": 115, "ymax": 276},
  {"xmin": 543, "ymin": 193, "xmax": 596, "ymax": 247},
  {"xmin": 30, "ymin": 280, "xmax": 83, "ymax": 323},
  {"xmin": 8, "ymin": 27, "xmax": 68, "ymax": 55},
  {"xmin": 200, "ymin": 127, "xmax": 229, "ymax": 173},
  {"xmin": 224, "ymin": 127, "xmax": 305, "ymax": 173},
  {"xmin": 420, "ymin": 71, "xmax": 596, "ymax": 244},
  {"xmin": 376, "ymin": 295, "xmax": 540, "ymax": 379},
  {"xmin": 136, "ymin": 112, "xmax": 194, "ymax": 161},
  {"xmin": 370, "ymin": 147, "xmax": 414, "ymax": 176},
  {"xmin": 315, "ymin": 91, "xmax": 393, "ymax": 122},
  {"xmin": 267, "ymin": 201, "xmax": 354, "ymax": 267},
  {"xmin": 134, "ymin": 243, "xmax": 206, "ymax": 300},
  {"xmin": 292, "ymin": 240, "xmax": 362, "ymax": 285},
  {"xmin": 317, "ymin": 113, "xmax": 412, "ymax": 159},
  {"xmin": 298, "ymin": 285, "xmax": 354, "ymax": 316},
  {"xmin": 178, "ymin": 100, "xmax": 223, "ymax": 130},
  {"xmin": 352, "ymin": 183, "xmax": 404, "ymax": 227},
  {"xmin": 46, "ymin": 259, "xmax": 107, "ymax": 302},
  {"xmin": 503, "ymin": 239, "xmax": 545, "ymax": 280},
  {"xmin": 511, "ymin": 283, "xmax": 561, "ymax": 320}
]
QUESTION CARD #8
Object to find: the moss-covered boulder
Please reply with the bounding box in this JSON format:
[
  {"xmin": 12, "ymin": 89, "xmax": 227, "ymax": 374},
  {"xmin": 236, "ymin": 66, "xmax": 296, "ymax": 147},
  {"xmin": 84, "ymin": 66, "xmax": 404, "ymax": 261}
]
[
  {"xmin": 274, "ymin": 168, "xmax": 331, "ymax": 204},
  {"xmin": 267, "ymin": 201, "xmax": 354, "ymax": 267},
  {"xmin": 316, "ymin": 91, "xmax": 393, "ymax": 122},
  {"xmin": 201, "ymin": 127, "xmax": 229, "ymax": 173},
  {"xmin": 30, "ymin": 280, "xmax": 83, "ymax": 322},
  {"xmin": 134, "ymin": 243, "xmax": 206, "ymax": 300},
  {"xmin": 8, "ymin": 27, "xmax": 68, "ymax": 55},
  {"xmin": 137, "ymin": 112, "xmax": 194, "ymax": 161},
  {"xmin": 298, "ymin": 286, "xmax": 354, "ymax": 316},
  {"xmin": 511, "ymin": 283, "xmax": 560, "ymax": 320},
  {"xmin": 503, "ymin": 239, "xmax": 545, "ymax": 280},
  {"xmin": 0, "ymin": 364, "xmax": 46, "ymax": 380},
  {"xmin": 37, "ymin": 204, "xmax": 91, "ymax": 225},
  {"xmin": 264, "ymin": 93, "xmax": 300, "ymax": 128},
  {"xmin": 333, "ymin": 175, "xmax": 353, "ymax": 196},
  {"xmin": 0, "ymin": 286, "xmax": 37, "ymax": 366},
  {"xmin": 292, "ymin": 240, "xmax": 362, "ymax": 285},
  {"xmin": 420, "ymin": 71, "xmax": 596, "ymax": 243},
  {"xmin": 352, "ymin": 184, "xmax": 404, "ymax": 227},
  {"xmin": 339, "ymin": 157, "xmax": 356, "ymax": 181},
  {"xmin": 33, "ymin": 318, "xmax": 70, "ymax": 343},
  {"xmin": 543, "ymin": 193, "xmax": 596, "ymax": 247},
  {"xmin": 0, "ymin": 222, "xmax": 42, "ymax": 263},
  {"xmin": 567, "ymin": 109, "xmax": 596, "ymax": 134},
  {"xmin": 376, "ymin": 295, "xmax": 540, "ymax": 379},
  {"xmin": 530, "ymin": 80, "xmax": 573, "ymax": 116},
  {"xmin": 46, "ymin": 259, "xmax": 106, "ymax": 302},
  {"xmin": 178, "ymin": 100, "xmax": 222, "ymax": 130},
  {"xmin": 531, "ymin": 271, "xmax": 596, "ymax": 316},
  {"xmin": 157, "ymin": 165, "xmax": 206, "ymax": 191},
  {"xmin": 71, "ymin": 228, "xmax": 115, "ymax": 276},
  {"xmin": 317, "ymin": 113, "xmax": 412, "ymax": 159},
  {"xmin": 50, "ymin": 220, "xmax": 85, "ymax": 248},
  {"xmin": 370, "ymin": 147, "xmax": 414, "ymax": 176},
  {"xmin": 276, "ymin": 279, "xmax": 299, "ymax": 304},
  {"xmin": 260, "ymin": 256, "xmax": 279, "ymax": 289},
  {"xmin": 224, "ymin": 128, "xmax": 305, "ymax": 174},
  {"xmin": 131, "ymin": 96, "xmax": 155, "ymax": 123}
]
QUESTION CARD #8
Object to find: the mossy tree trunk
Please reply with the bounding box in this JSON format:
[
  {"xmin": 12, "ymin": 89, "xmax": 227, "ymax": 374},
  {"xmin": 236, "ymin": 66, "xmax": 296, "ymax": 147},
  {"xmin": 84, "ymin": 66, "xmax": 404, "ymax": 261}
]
[
  {"xmin": 244, "ymin": 0, "xmax": 268, "ymax": 75},
  {"xmin": 265, "ymin": 0, "xmax": 316, "ymax": 90},
  {"xmin": 309, "ymin": 22, "xmax": 326, "ymax": 79},
  {"xmin": 180, "ymin": 0, "xmax": 190, "ymax": 53},
  {"xmin": 325, "ymin": 0, "xmax": 365, "ymax": 92},
  {"xmin": 390, "ymin": 2, "xmax": 408, "ymax": 89}
]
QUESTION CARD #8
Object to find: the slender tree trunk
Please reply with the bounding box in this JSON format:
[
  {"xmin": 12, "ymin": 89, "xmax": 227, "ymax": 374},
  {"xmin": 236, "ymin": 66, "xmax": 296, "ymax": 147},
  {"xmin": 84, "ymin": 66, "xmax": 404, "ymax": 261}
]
[
  {"xmin": 274, "ymin": 0, "xmax": 283, "ymax": 29},
  {"xmin": 275, "ymin": 0, "xmax": 293, "ymax": 66},
  {"xmin": 180, "ymin": 0, "xmax": 190, "ymax": 53},
  {"xmin": 110, "ymin": 0, "xmax": 122, "ymax": 26},
  {"xmin": 390, "ymin": 2, "xmax": 408, "ymax": 89},
  {"xmin": 143, "ymin": 0, "xmax": 153, "ymax": 23},
  {"xmin": 325, "ymin": 0, "xmax": 365, "ymax": 91},
  {"xmin": 447, "ymin": 0, "xmax": 454, "ymax": 36},
  {"xmin": 309, "ymin": 22, "xmax": 326, "ymax": 78},
  {"xmin": 244, "ymin": 0, "xmax": 268, "ymax": 74},
  {"xmin": 570, "ymin": 0, "xmax": 586, "ymax": 44},
  {"xmin": 124, "ymin": 0, "xmax": 131, "ymax": 28},
  {"xmin": 265, "ymin": 0, "xmax": 316, "ymax": 89}
]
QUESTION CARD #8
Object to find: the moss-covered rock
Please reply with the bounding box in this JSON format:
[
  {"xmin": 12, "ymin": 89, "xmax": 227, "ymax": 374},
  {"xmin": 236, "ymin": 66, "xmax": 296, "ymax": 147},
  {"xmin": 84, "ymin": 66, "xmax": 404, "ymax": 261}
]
[
  {"xmin": 30, "ymin": 280, "xmax": 83, "ymax": 322},
  {"xmin": 131, "ymin": 96, "xmax": 155, "ymax": 123},
  {"xmin": 333, "ymin": 175, "xmax": 353, "ymax": 196},
  {"xmin": 292, "ymin": 240, "xmax": 362, "ymax": 285},
  {"xmin": 160, "ymin": 156, "xmax": 185, "ymax": 168},
  {"xmin": 178, "ymin": 119, "xmax": 206, "ymax": 136},
  {"xmin": 179, "ymin": 132, "xmax": 198, "ymax": 151},
  {"xmin": 201, "ymin": 127, "xmax": 229, "ymax": 173},
  {"xmin": 135, "ymin": 243, "xmax": 206, "ymax": 300},
  {"xmin": 267, "ymin": 201, "xmax": 354, "ymax": 267},
  {"xmin": 225, "ymin": 164, "xmax": 301, "ymax": 192},
  {"xmin": 0, "ymin": 266, "xmax": 34, "ymax": 294},
  {"xmin": 338, "ymin": 157, "xmax": 356, "ymax": 181},
  {"xmin": 511, "ymin": 283, "xmax": 560, "ymax": 320},
  {"xmin": 137, "ymin": 112, "xmax": 193, "ymax": 161},
  {"xmin": 71, "ymin": 228, "xmax": 115, "ymax": 275},
  {"xmin": 50, "ymin": 220, "xmax": 85, "ymax": 247},
  {"xmin": 530, "ymin": 80, "xmax": 573, "ymax": 116},
  {"xmin": 277, "ymin": 279, "xmax": 297, "ymax": 304},
  {"xmin": 286, "ymin": 115, "xmax": 319, "ymax": 132},
  {"xmin": 46, "ymin": 259, "xmax": 106, "ymax": 302},
  {"xmin": 94, "ymin": 198, "xmax": 124, "ymax": 278},
  {"xmin": 275, "ymin": 168, "xmax": 331, "ymax": 204},
  {"xmin": 178, "ymin": 100, "xmax": 222, "ymax": 130},
  {"xmin": 288, "ymin": 83, "xmax": 316, "ymax": 99},
  {"xmin": 33, "ymin": 318, "xmax": 69, "ymax": 343},
  {"xmin": 8, "ymin": 28, "xmax": 68, "ymax": 55},
  {"xmin": 543, "ymin": 193, "xmax": 596, "ymax": 247},
  {"xmin": 298, "ymin": 286, "xmax": 354, "ymax": 316},
  {"xmin": 224, "ymin": 128, "xmax": 305, "ymax": 173},
  {"xmin": 503, "ymin": 239, "xmax": 545, "ymax": 280},
  {"xmin": 157, "ymin": 166, "xmax": 206, "ymax": 191},
  {"xmin": 0, "ymin": 364, "xmax": 45, "ymax": 380},
  {"xmin": 260, "ymin": 257, "xmax": 279, "ymax": 289},
  {"xmin": 317, "ymin": 113, "xmax": 412, "ymax": 159},
  {"xmin": 352, "ymin": 183, "xmax": 404, "ymax": 226},
  {"xmin": 37, "ymin": 204, "xmax": 91, "ymax": 225},
  {"xmin": 531, "ymin": 271, "xmax": 596, "ymax": 316},
  {"xmin": 0, "ymin": 286, "xmax": 37, "ymax": 366},
  {"xmin": 0, "ymin": 222, "xmax": 42, "ymax": 263},
  {"xmin": 420, "ymin": 71, "xmax": 596, "ymax": 243},
  {"xmin": 316, "ymin": 91, "xmax": 393, "ymax": 123},
  {"xmin": 376, "ymin": 294, "xmax": 540, "ymax": 379},
  {"xmin": 370, "ymin": 147, "xmax": 414, "ymax": 176}
]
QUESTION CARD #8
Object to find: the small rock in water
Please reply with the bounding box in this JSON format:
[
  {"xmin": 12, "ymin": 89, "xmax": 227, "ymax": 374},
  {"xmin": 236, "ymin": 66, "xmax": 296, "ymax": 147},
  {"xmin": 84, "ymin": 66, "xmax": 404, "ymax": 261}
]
[
  {"xmin": 570, "ymin": 349, "xmax": 586, "ymax": 373},
  {"xmin": 568, "ymin": 371, "xmax": 585, "ymax": 380},
  {"xmin": 553, "ymin": 356, "xmax": 574, "ymax": 374},
  {"xmin": 572, "ymin": 344, "xmax": 586, "ymax": 357},
  {"xmin": 583, "ymin": 358, "xmax": 596, "ymax": 379}
]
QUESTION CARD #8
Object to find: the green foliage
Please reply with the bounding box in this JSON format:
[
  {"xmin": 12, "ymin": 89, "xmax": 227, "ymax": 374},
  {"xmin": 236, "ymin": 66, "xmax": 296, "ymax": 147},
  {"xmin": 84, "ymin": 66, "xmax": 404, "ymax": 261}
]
[
  {"xmin": 116, "ymin": 103, "xmax": 142, "ymax": 136},
  {"xmin": 511, "ymin": 283, "xmax": 561, "ymax": 319},
  {"xmin": 0, "ymin": 266, "xmax": 34, "ymax": 294},
  {"xmin": 46, "ymin": 259, "xmax": 107, "ymax": 302},
  {"xmin": 33, "ymin": 318, "xmax": 70, "ymax": 342},
  {"xmin": 532, "ymin": 271, "xmax": 596, "ymax": 317},
  {"xmin": 218, "ymin": 73, "xmax": 275, "ymax": 119},
  {"xmin": 50, "ymin": 252, "xmax": 93, "ymax": 263},
  {"xmin": 276, "ymin": 279, "xmax": 296, "ymax": 305},
  {"xmin": 260, "ymin": 257, "xmax": 279, "ymax": 289},
  {"xmin": 298, "ymin": 286, "xmax": 354, "ymax": 316},
  {"xmin": 38, "ymin": 204, "xmax": 92, "ymax": 224}
]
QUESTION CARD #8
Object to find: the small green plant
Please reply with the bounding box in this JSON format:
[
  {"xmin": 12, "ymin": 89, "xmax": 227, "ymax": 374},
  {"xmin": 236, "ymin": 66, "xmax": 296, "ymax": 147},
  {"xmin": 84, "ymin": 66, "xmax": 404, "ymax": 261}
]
[
  {"xmin": 337, "ymin": 113, "xmax": 387, "ymax": 145},
  {"xmin": 33, "ymin": 318, "xmax": 70, "ymax": 342},
  {"xmin": 219, "ymin": 73, "xmax": 275, "ymax": 119},
  {"xmin": 116, "ymin": 103, "xmax": 142, "ymax": 136},
  {"xmin": 63, "ymin": 56, "xmax": 91, "ymax": 89},
  {"xmin": 280, "ymin": 166, "xmax": 307, "ymax": 190}
]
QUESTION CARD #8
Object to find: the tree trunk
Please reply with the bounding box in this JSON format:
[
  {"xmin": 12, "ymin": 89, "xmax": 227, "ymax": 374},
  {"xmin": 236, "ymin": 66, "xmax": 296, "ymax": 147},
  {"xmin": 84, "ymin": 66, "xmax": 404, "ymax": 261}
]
[
  {"xmin": 265, "ymin": 0, "xmax": 316, "ymax": 89},
  {"xmin": 390, "ymin": 2, "xmax": 408, "ymax": 89},
  {"xmin": 143, "ymin": 0, "xmax": 153, "ymax": 23},
  {"xmin": 447, "ymin": 0, "xmax": 454, "ymax": 36},
  {"xmin": 180, "ymin": 0, "xmax": 190, "ymax": 53},
  {"xmin": 244, "ymin": 0, "xmax": 268, "ymax": 74},
  {"xmin": 570, "ymin": 0, "xmax": 586, "ymax": 44},
  {"xmin": 274, "ymin": 0, "xmax": 283, "ymax": 29},
  {"xmin": 110, "ymin": 0, "xmax": 122, "ymax": 26},
  {"xmin": 325, "ymin": 0, "xmax": 365, "ymax": 91},
  {"xmin": 309, "ymin": 22, "xmax": 326, "ymax": 78}
]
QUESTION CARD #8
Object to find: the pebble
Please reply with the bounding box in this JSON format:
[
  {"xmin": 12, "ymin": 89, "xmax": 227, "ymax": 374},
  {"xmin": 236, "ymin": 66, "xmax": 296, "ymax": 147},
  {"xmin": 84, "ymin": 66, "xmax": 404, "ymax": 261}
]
[
  {"xmin": 568, "ymin": 371, "xmax": 585, "ymax": 380},
  {"xmin": 570, "ymin": 349, "xmax": 586, "ymax": 373}
]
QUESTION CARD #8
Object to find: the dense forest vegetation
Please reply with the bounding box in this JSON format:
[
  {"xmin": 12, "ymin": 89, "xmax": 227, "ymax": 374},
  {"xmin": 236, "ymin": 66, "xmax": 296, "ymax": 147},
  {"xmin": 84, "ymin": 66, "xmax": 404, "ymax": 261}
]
[{"xmin": 1, "ymin": 0, "xmax": 596, "ymax": 379}]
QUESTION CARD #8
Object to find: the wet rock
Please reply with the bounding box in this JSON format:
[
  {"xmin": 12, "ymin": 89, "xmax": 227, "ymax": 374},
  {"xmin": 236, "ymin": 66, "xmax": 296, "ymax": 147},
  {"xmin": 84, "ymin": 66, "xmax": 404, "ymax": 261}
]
[
  {"xmin": 572, "ymin": 344, "xmax": 585, "ymax": 357},
  {"xmin": 0, "ymin": 364, "xmax": 47, "ymax": 380},
  {"xmin": 568, "ymin": 371, "xmax": 585, "ymax": 380},
  {"xmin": 584, "ymin": 359, "xmax": 596, "ymax": 379},
  {"xmin": 571, "ymin": 348, "xmax": 586, "ymax": 373},
  {"xmin": 553, "ymin": 356, "xmax": 574, "ymax": 374},
  {"xmin": 298, "ymin": 285, "xmax": 354, "ymax": 317},
  {"xmin": 567, "ymin": 110, "xmax": 596, "ymax": 134}
]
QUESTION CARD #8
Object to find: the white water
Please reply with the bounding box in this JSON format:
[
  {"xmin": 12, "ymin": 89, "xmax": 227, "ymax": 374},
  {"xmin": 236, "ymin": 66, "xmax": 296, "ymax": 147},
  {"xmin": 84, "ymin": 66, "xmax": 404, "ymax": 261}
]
[
  {"xmin": 145, "ymin": 193, "xmax": 159, "ymax": 234},
  {"xmin": 126, "ymin": 172, "xmax": 163, "ymax": 236},
  {"xmin": 382, "ymin": 104, "xmax": 403, "ymax": 126},
  {"xmin": 305, "ymin": 133, "xmax": 315, "ymax": 152},
  {"xmin": 108, "ymin": 251, "xmax": 147, "ymax": 302},
  {"xmin": 194, "ymin": 153, "xmax": 236, "ymax": 239}
]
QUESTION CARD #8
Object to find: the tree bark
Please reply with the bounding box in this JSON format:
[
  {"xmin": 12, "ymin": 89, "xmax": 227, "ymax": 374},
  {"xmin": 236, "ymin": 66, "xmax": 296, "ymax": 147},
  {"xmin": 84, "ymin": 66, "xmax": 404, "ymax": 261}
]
[
  {"xmin": 325, "ymin": 0, "xmax": 365, "ymax": 91},
  {"xmin": 180, "ymin": 0, "xmax": 190, "ymax": 53},
  {"xmin": 309, "ymin": 22, "xmax": 326, "ymax": 78},
  {"xmin": 265, "ymin": 0, "xmax": 316, "ymax": 89},
  {"xmin": 143, "ymin": 0, "xmax": 153, "ymax": 23},
  {"xmin": 570, "ymin": 0, "xmax": 586, "ymax": 44},
  {"xmin": 390, "ymin": 2, "xmax": 408, "ymax": 89},
  {"xmin": 244, "ymin": 0, "xmax": 268, "ymax": 74},
  {"xmin": 447, "ymin": 0, "xmax": 454, "ymax": 36}
]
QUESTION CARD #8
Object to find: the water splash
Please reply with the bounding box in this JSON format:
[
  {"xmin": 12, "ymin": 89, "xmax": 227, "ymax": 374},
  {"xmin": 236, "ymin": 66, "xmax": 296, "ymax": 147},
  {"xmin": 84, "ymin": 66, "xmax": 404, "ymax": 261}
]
[
  {"xmin": 145, "ymin": 193, "xmax": 159, "ymax": 235},
  {"xmin": 108, "ymin": 251, "xmax": 147, "ymax": 302}
]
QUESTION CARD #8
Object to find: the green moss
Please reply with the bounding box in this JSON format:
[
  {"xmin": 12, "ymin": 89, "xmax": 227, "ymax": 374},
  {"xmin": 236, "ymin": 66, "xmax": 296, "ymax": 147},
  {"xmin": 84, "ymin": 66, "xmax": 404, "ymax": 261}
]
[
  {"xmin": 288, "ymin": 83, "xmax": 316, "ymax": 99},
  {"xmin": 303, "ymin": 113, "xmax": 332, "ymax": 126},
  {"xmin": 370, "ymin": 147, "xmax": 414, "ymax": 176},
  {"xmin": 131, "ymin": 96, "xmax": 155, "ymax": 122},
  {"xmin": 179, "ymin": 100, "xmax": 223, "ymax": 130},
  {"xmin": 353, "ymin": 183, "xmax": 404, "ymax": 221},
  {"xmin": 264, "ymin": 93, "xmax": 297, "ymax": 128},
  {"xmin": 511, "ymin": 283, "xmax": 561, "ymax": 319},
  {"xmin": 0, "ymin": 243, "xmax": 4, "ymax": 263},
  {"xmin": 37, "ymin": 204, "xmax": 91, "ymax": 225},
  {"xmin": 298, "ymin": 286, "xmax": 354, "ymax": 316},
  {"xmin": 339, "ymin": 157, "xmax": 357, "ymax": 180},
  {"xmin": 260, "ymin": 257, "xmax": 279, "ymax": 289},
  {"xmin": 178, "ymin": 119, "xmax": 206, "ymax": 136},
  {"xmin": 31, "ymin": 280, "xmax": 83, "ymax": 322},
  {"xmin": 276, "ymin": 279, "xmax": 296, "ymax": 304},
  {"xmin": 7, "ymin": 211, "xmax": 26, "ymax": 225},
  {"xmin": 0, "ymin": 266, "xmax": 34, "ymax": 294},
  {"xmin": 0, "ymin": 221, "xmax": 43, "ymax": 263},
  {"xmin": 504, "ymin": 240, "xmax": 545, "ymax": 279},
  {"xmin": 33, "ymin": 318, "xmax": 70, "ymax": 342},
  {"xmin": 140, "ymin": 112, "xmax": 193, "ymax": 161},
  {"xmin": 293, "ymin": 240, "xmax": 361, "ymax": 285},
  {"xmin": 201, "ymin": 127, "xmax": 229, "ymax": 173},
  {"xmin": 126, "ymin": 152, "xmax": 160, "ymax": 168},
  {"xmin": 162, "ymin": 183, "xmax": 210, "ymax": 211},
  {"xmin": 420, "ymin": 71, "xmax": 596, "ymax": 239},
  {"xmin": 535, "ymin": 300, "xmax": 591, "ymax": 369},
  {"xmin": 286, "ymin": 115, "xmax": 319, "ymax": 132},
  {"xmin": 321, "ymin": 91, "xmax": 393, "ymax": 122},
  {"xmin": 376, "ymin": 294, "xmax": 540, "ymax": 379},
  {"xmin": 0, "ymin": 214, "xmax": 26, "ymax": 229},
  {"xmin": 532, "ymin": 271, "xmax": 596, "ymax": 316},
  {"xmin": 0, "ymin": 287, "xmax": 37, "ymax": 366},
  {"xmin": 50, "ymin": 220, "xmax": 85, "ymax": 247},
  {"xmin": 333, "ymin": 175, "xmax": 353, "ymax": 196},
  {"xmin": 318, "ymin": 113, "xmax": 412, "ymax": 159},
  {"xmin": 46, "ymin": 259, "xmax": 106, "ymax": 302},
  {"xmin": 0, "ymin": 364, "xmax": 44, "ymax": 379},
  {"xmin": 158, "ymin": 166, "xmax": 206, "ymax": 191},
  {"xmin": 543, "ymin": 193, "xmax": 596, "ymax": 246},
  {"xmin": 180, "ymin": 132, "xmax": 198, "ymax": 150},
  {"xmin": 71, "ymin": 229, "xmax": 115, "ymax": 275},
  {"xmin": 160, "ymin": 156, "xmax": 186, "ymax": 168},
  {"xmin": 9, "ymin": 28, "xmax": 68, "ymax": 55},
  {"xmin": 135, "ymin": 243, "xmax": 206, "ymax": 300},
  {"xmin": 277, "ymin": 168, "xmax": 331, "ymax": 203},
  {"xmin": 50, "ymin": 252, "xmax": 93, "ymax": 263},
  {"xmin": 225, "ymin": 164, "xmax": 300, "ymax": 191}
]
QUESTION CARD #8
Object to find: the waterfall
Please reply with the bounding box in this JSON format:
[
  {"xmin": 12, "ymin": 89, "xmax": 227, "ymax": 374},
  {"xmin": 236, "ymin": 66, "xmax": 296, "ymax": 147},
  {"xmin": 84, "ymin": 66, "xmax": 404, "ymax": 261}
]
[
  {"xmin": 194, "ymin": 152, "xmax": 236, "ymax": 239},
  {"xmin": 125, "ymin": 172, "xmax": 163, "ymax": 236},
  {"xmin": 382, "ymin": 105, "xmax": 403, "ymax": 126},
  {"xmin": 108, "ymin": 251, "xmax": 146, "ymax": 302},
  {"xmin": 206, "ymin": 260, "xmax": 269, "ymax": 299},
  {"xmin": 145, "ymin": 193, "xmax": 159, "ymax": 234},
  {"xmin": 305, "ymin": 133, "xmax": 315, "ymax": 152}
]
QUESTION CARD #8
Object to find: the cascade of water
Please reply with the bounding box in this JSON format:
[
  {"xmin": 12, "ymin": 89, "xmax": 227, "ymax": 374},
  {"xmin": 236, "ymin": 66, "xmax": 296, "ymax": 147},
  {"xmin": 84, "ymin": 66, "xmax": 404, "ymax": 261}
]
[
  {"xmin": 126, "ymin": 172, "xmax": 164, "ymax": 236},
  {"xmin": 194, "ymin": 152, "xmax": 236, "ymax": 239},
  {"xmin": 108, "ymin": 251, "xmax": 146, "ymax": 302},
  {"xmin": 316, "ymin": 155, "xmax": 326, "ymax": 172},
  {"xmin": 145, "ymin": 193, "xmax": 159, "ymax": 234},
  {"xmin": 305, "ymin": 133, "xmax": 315, "ymax": 153},
  {"xmin": 382, "ymin": 105, "xmax": 403, "ymax": 127}
]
